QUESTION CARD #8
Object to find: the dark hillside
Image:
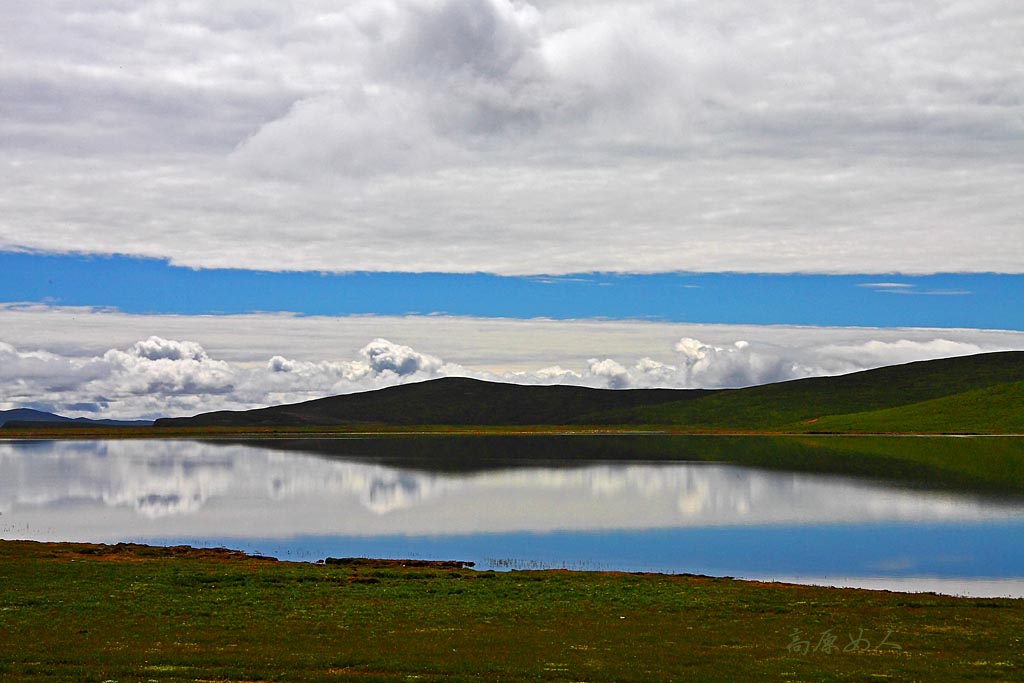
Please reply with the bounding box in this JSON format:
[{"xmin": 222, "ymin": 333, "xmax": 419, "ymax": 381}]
[
  {"xmin": 0, "ymin": 408, "xmax": 75, "ymax": 425},
  {"xmin": 156, "ymin": 376, "xmax": 714, "ymax": 427}
]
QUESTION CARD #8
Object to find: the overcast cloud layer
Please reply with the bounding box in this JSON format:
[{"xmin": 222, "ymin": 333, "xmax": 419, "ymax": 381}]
[
  {"xmin": 2, "ymin": 0, "xmax": 1022, "ymax": 274},
  {"xmin": 1, "ymin": 306, "xmax": 1022, "ymax": 419}
]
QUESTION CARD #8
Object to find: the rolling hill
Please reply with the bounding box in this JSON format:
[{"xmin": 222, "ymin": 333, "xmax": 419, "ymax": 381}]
[
  {"xmin": 154, "ymin": 351, "xmax": 1024, "ymax": 433},
  {"xmin": 155, "ymin": 380, "xmax": 713, "ymax": 427},
  {"xmin": 631, "ymin": 350, "xmax": 1024, "ymax": 431}
]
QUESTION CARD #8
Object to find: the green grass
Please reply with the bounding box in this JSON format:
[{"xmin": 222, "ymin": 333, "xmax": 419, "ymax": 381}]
[
  {"xmin": 1, "ymin": 541, "xmax": 1022, "ymax": 682},
  {"xmin": 799, "ymin": 381, "xmax": 1024, "ymax": 434}
]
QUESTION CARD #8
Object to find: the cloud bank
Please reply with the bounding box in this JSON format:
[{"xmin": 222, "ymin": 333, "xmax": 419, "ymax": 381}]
[
  {"xmin": 2, "ymin": 312, "xmax": 1020, "ymax": 419},
  {"xmin": 1, "ymin": 0, "xmax": 1021, "ymax": 274}
]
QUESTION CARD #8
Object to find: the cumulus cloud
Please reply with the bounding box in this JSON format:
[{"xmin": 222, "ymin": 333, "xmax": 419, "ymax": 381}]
[
  {"xmin": 2, "ymin": 323, "xmax": 1019, "ymax": 418},
  {"xmin": 0, "ymin": 334, "xmax": 470, "ymax": 418},
  {"xmin": 360, "ymin": 338, "xmax": 444, "ymax": 376},
  {"xmin": 100, "ymin": 337, "xmax": 236, "ymax": 397},
  {"xmin": 587, "ymin": 358, "xmax": 631, "ymax": 389},
  {"xmin": 128, "ymin": 337, "xmax": 210, "ymax": 362},
  {"xmin": 668, "ymin": 338, "xmax": 814, "ymax": 388},
  {"xmin": 0, "ymin": 1, "xmax": 1021, "ymax": 274}
]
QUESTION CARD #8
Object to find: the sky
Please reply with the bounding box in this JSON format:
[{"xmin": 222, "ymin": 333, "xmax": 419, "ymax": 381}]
[{"xmin": 1, "ymin": 0, "xmax": 1022, "ymax": 419}]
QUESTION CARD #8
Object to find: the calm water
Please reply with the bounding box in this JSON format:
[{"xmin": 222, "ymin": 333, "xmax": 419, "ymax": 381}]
[{"xmin": 2, "ymin": 436, "xmax": 1022, "ymax": 598}]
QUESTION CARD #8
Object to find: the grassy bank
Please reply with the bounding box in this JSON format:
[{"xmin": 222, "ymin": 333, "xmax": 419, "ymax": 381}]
[{"xmin": 1, "ymin": 541, "xmax": 1021, "ymax": 682}]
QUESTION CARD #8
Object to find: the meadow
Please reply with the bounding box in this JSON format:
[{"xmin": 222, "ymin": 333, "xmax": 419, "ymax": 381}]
[{"xmin": 1, "ymin": 541, "xmax": 1022, "ymax": 682}]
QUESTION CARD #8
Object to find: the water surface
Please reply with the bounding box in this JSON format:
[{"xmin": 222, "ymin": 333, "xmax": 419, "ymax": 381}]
[{"xmin": 2, "ymin": 436, "xmax": 1022, "ymax": 597}]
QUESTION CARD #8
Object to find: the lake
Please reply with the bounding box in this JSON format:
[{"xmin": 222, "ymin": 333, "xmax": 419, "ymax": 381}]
[{"xmin": 2, "ymin": 435, "xmax": 1022, "ymax": 598}]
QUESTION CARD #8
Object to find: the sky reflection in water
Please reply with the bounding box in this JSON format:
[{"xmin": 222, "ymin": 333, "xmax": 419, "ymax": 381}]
[{"xmin": 2, "ymin": 438, "xmax": 1022, "ymax": 597}]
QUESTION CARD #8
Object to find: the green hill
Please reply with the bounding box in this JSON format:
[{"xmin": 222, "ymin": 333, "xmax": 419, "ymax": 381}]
[
  {"xmin": 633, "ymin": 351, "xmax": 1024, "ymax": 431},
  {"xmin": 155, "ymin": 377, "xmax": 712, "ymax": 427},
  {"xmin": 153, "ymin": 351, "xmax": 1024, "ymax": 433}
]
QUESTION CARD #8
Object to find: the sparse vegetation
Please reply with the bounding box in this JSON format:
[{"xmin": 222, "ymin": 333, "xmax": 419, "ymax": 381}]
[{"xmin": 1, "ymin": 540, "xmax": 1021, "ymax": 682}]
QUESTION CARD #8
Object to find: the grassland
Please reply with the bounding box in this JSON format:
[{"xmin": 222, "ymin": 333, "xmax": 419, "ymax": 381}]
[
  {"xmin": 1, "ymin": 540, "xmax": 1022, "ymax": 682},
  {"xmin": 802, "ymin": 380, "xmax": 1024, "ymax": 435}
]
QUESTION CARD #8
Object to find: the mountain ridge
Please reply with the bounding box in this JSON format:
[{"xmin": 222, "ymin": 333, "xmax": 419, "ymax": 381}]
[{"xmin": 0, "ymin": 408, "xmax": 153, "ymax": 428}]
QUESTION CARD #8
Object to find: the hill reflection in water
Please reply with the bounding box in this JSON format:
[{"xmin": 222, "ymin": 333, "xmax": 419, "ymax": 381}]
[
  {"xmin": 5, "ymin": 436, "xmax": 1024, "ymax": 596},
  {"xmin": 2, "ymin": 437, "xmax": 1021, "ymax": 540}
]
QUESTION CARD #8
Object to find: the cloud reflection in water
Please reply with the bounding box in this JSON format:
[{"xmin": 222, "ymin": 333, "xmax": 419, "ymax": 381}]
[{"xmin": 2, "ymin": 439, "xmax": 1022, "ymax": 543}]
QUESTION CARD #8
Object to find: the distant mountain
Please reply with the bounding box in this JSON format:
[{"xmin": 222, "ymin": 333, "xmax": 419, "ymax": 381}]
[
  {"xmin": 155, "ymin": 351, "xmax": 1024, "ymax": 433},
  {"xmin": 0, "ymin": 408, "xmax": 71, "ymax": 425},
  {"xmin": 0, "ymin": 408, "xmax": 153, "ymax": 428}
]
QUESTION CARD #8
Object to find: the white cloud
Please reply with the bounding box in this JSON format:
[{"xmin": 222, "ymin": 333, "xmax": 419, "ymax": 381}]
[
  {"xmin": 360, "ymin": 338, "xmax": 444, "ymax": 376},
  {"xmin": 0, "ymin": 1, "xmax": 1022, "ymax": 274},
  {"xmin": 586, "ymin": 358, "xmax": 631, "ymax": 389},
  {"xmin": 1, "ymin": 308, "xmax": 1022, "ymax": 419},
  {"xmin": 859, "ymin": 283, "xmax": 916, "ymax": 290},
  {"xmin": 813, "ymin": 338, "xmax": 986, "ymax": 371},
  {"xmin": 100, "ymin": 337, "xmax": 236, "ymax": 397}
]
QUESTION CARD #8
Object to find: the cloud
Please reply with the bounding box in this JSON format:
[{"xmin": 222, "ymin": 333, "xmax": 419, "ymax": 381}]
[
  {"xmin": 858, "ymin": 283, "xmax": 973, "ymax": 296},
  {"xmin": 859, "ymin": 283, "xmax": 916, "ymax": 290},
  {"xmin": 668, "ymin": 338, "xmax": 814, "ymax": 389},
  {"xmin": 129, "ymin": 337, "xmax": 210, "ymax": 362},
  {"xmin": 100, "ymin": 338, "xmax": 236, "ymax": 397},
  {"xmin": 0, "ymin": 1, "xmax": 1021, "ymax": 274},
  {"xmin": 813, "ymin": 338, "xmax": 986, "ymax": 371},
  {"xmin": 0, "ymin": 341, "xmax": 108, "ymax": 396},
  {"xmin": 0, "ymin": 334, "xmax": 470, "ymax": 417},
  {"xmin": 262, "ymin": 338, "xmax": 451, "ymax": 400},
  {"xmin": 586, "ymin": 358, "xmax": 631, "ymax": 389},
  {"xmin": 360, "ymin": 338, "xmax": 444, "ymax": 376}
]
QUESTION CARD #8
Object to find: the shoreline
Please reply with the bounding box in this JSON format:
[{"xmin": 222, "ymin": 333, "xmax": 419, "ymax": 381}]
[
  {"xmin": 3, "ymin": 425, "xmax": 1023, "ymax": 440},
  {"xmin": 5, "ymin": 539, "xmax": 1020, "ymax": 600},
  {"xmin": 2, "ymin": 539, "xmax": 1021, "ymax": 682}
]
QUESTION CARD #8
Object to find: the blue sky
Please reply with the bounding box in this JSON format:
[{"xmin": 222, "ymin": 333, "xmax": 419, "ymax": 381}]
[
  {"xmin": 3, "ymin": 252, "xmax": 1021, "ymax": 330},
  {"xmin": 2, "ymin": 1, "xmax": 1023, "ymax": 418}
]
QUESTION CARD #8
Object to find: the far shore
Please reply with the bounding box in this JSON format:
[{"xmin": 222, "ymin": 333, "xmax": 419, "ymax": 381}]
[{"xmin": 3, "ymin": 424, "xmax": 1023, "ymax": 440}]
